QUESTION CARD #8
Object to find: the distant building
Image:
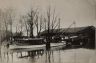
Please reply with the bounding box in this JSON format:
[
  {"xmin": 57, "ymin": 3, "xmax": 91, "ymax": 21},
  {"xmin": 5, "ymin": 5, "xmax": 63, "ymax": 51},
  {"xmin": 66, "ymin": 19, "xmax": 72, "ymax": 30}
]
[{"xmin": 40, "ymin": 26, "xmax": 95, "ymax": 49}]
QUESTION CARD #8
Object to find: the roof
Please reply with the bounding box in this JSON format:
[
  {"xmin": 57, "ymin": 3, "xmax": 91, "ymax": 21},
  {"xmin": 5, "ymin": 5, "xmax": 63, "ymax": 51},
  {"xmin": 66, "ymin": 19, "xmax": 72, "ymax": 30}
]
[{"xmin": 40, "ymin": 26, "xmax": 95, "ymax": 36}]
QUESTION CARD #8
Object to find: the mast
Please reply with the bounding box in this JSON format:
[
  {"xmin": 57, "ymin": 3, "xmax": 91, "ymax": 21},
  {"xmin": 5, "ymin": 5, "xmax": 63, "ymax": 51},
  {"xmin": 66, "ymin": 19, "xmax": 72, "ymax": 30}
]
[{"xmin": 58, "ymin": 18, "xmax": 60, "ymax": 33}]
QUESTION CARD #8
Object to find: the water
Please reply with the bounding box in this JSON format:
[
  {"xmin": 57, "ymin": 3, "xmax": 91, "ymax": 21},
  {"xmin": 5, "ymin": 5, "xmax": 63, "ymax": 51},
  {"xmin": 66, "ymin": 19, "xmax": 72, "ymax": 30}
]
[{"xmin": 0, "ymin": 44, "xmax": 96, "ymax": 63}]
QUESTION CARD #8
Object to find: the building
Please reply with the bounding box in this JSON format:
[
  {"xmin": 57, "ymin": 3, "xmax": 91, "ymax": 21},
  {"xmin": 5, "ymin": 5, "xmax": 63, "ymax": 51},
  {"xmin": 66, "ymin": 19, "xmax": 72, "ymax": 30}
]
[{"xmin": 40, "ymin": 26, "xmax": 95, "ymax": 49}]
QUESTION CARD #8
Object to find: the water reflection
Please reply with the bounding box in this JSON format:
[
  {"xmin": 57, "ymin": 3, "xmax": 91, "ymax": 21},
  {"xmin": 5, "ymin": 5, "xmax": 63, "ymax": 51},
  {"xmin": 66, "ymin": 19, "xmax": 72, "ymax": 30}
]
[
  {"xmin": 18, "ymin": 50, "xmax": 44, "ymax": 58},
  {"xmin": 44, "ymin": 49, "xmax": 62, "ymax": 63},
  {"xmin": 1, "ymin": 47, "xmax": 62, "ymax": 63},
  {"xmin": 1, "ymin": 49, "xmax": 45, "ymax": 63},
  {"xmin": 0, "ymin": 46, "xmax": 95, "ymax": 63}
]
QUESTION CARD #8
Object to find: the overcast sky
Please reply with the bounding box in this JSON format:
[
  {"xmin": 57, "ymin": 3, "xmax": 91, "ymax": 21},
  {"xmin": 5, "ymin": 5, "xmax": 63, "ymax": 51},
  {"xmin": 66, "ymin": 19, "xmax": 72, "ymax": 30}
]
[{"xmin": 0, "ymin": 0, "xmax": 96, "ymax": 35}]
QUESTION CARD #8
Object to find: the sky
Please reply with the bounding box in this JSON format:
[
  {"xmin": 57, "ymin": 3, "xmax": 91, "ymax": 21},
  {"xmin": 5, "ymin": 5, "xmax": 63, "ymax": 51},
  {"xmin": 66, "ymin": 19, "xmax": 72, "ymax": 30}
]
[{"xmin": 0, "ymin": 0, "xmax": 96, "ymax": 35}]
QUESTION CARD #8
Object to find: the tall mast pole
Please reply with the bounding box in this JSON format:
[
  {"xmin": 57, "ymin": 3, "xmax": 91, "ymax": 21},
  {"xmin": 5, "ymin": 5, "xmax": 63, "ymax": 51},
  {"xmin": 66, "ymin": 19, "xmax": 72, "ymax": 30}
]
[{"xmin": 59, "ymin": 18, "xmax": 60, "ymax": 32}]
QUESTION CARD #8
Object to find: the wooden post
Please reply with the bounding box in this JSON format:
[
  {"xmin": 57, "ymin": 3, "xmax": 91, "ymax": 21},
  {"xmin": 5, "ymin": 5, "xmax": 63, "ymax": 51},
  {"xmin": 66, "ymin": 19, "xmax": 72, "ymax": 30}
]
[
  {"xmin": 20, "ymin": 52, "xmax": 22, "ymax": 57},
  {"xmin": 46, "ymin": 36, "xmax": 51, "ymax": 50}
]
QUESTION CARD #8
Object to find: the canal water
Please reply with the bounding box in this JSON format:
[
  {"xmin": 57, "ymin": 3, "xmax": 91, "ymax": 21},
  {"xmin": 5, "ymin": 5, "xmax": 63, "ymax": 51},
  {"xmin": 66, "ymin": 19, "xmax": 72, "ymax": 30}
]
[{"xmin": 0, "ymin": 44, "xmax": 96, "ymax": 63}]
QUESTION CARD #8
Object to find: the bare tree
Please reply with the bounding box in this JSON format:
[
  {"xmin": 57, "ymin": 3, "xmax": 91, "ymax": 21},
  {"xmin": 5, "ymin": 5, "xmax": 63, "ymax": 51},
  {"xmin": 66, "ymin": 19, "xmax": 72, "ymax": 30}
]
[
  {"xmin": 22, "ymin": 15, "xmax": 30, "ymax": 37},
  {"xmin": 34, "ymin": 14, "xmax": 45, "ymax": 37},
  {"xmin": 25, "ymin": 20, "xmax": 30, "ymax": 37},
  {"xmin": 5, "ymin": 8, "xmax": 15, "ymax": 41},
  {"xmin": 0, "ymin": 8, "xmax": 16, "ymax": 42},
  {"xmin": 27, "ymin": 8, "xmax": 37, "ymax": 38},
  {"xmin": 19, "ymin": 16, "xmax": 27, "ymax": 36},
  {"xmin": 2, "ymin": 11, "xmax": 9, "ymax": 38},
  {"xmin": 0, "ymin": 9, "xmax": 3, "ymax": 43},
  {"xmin": 45, "ymin": 8, "xmax": 60, "ymax": 33},
  {"xmin": 34, "ymin": 14, "xmax": 39, "ymax": 37},
  {"xmin": 38, "ymin": 15, "xmax": 45, "ymax": 37},
  {"xmin": 44, "ymin": 18, "xmax": 47, "ymax": 31},
  {"xmin": 44, "ymin": 7, "xmax": 61, "ymax": 50},
  {"xmin": 19, "ymin": 17, "xmax": 23, "ymax": 33}
]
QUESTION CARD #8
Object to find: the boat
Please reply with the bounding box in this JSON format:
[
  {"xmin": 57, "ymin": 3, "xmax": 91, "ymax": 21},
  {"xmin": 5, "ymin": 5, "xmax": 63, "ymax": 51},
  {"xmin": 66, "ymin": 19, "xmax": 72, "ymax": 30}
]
[{"xmin": 13, "ymin": 38, "xmax": 45, "ymax": 46}]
